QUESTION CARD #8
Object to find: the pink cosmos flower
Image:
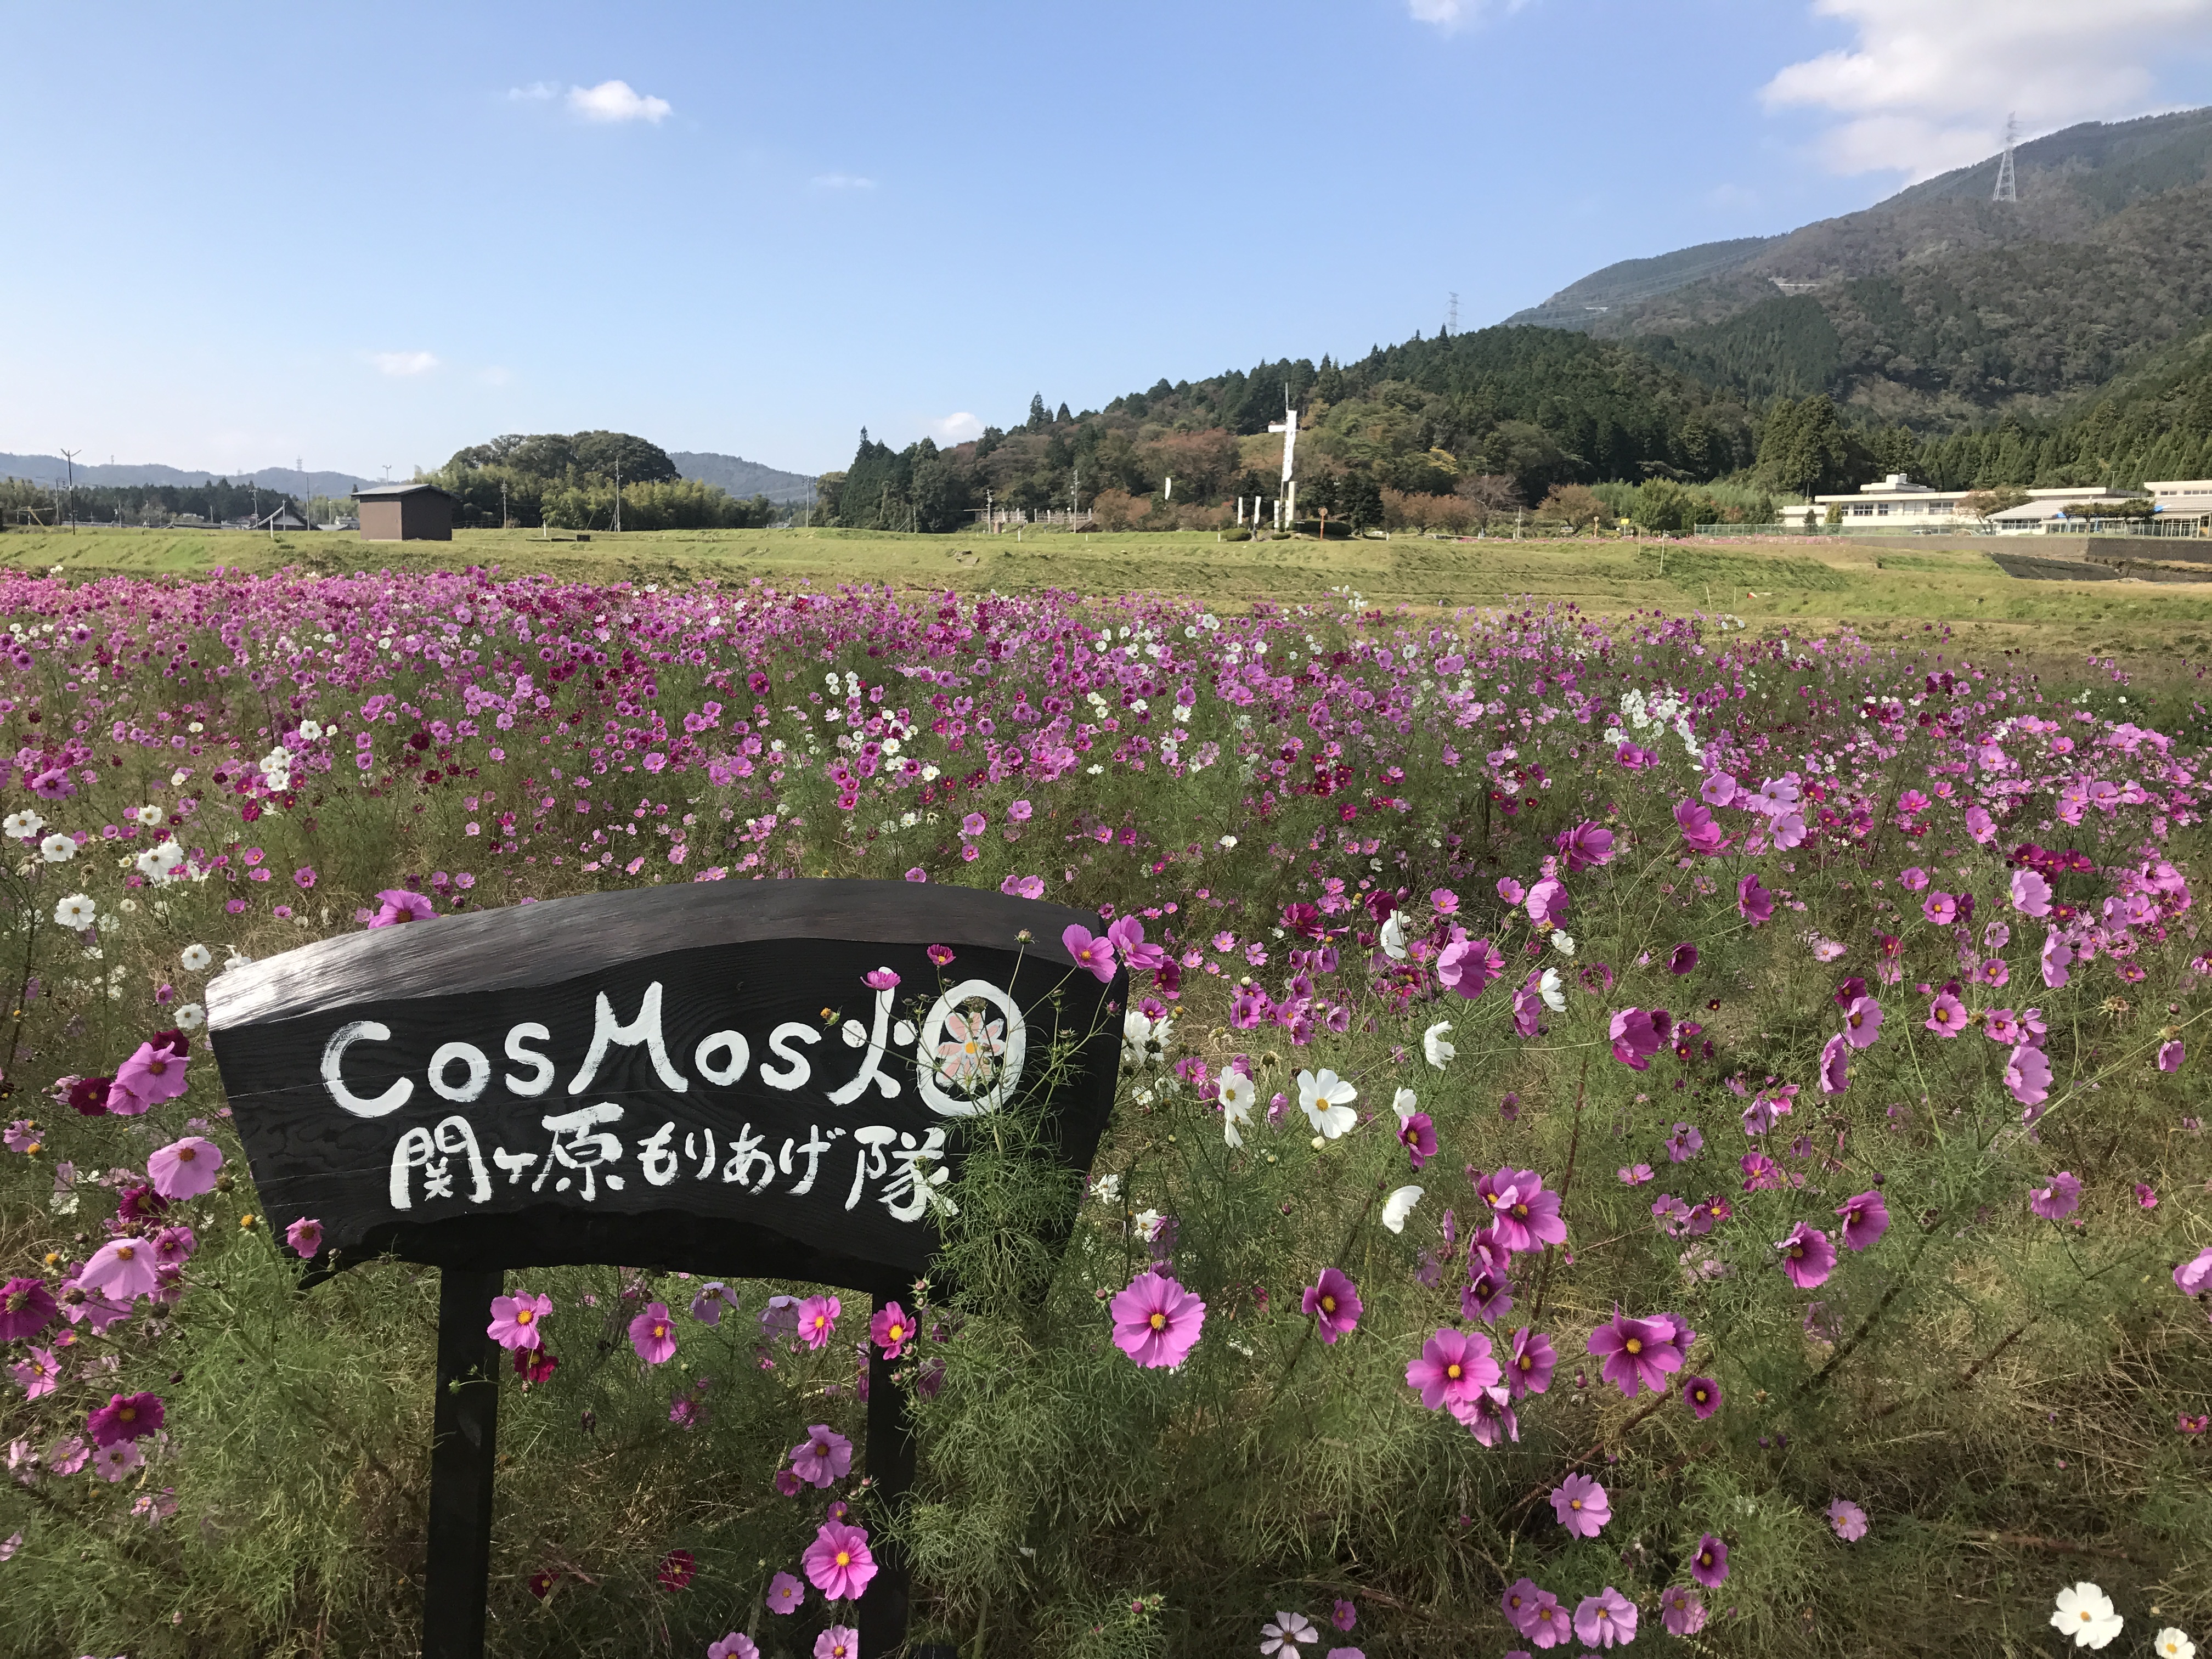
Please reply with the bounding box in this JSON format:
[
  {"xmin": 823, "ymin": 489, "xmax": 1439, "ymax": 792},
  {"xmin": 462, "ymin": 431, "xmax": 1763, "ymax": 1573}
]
[
  {"xmin": 87, "ymin": 1391, "xmax": 163, "ymax": 1447},
  {"xmin": 1826, "ymin": 1498, "xmax": 1869, "ymax": 1542},
  {"xmin": 113, "ymin": 1041, "xmax": 190, "ymax": 1114},
  {"xmin": 1776, "ymin": 1222, "xmax": 1836, "ymax": 1289},
  {"xmin": 1984, "ymin": 1008, "xmax": 2021, "ymax": 1045},
  {"xmin": 926, "ymin": 943, "xmax": 956, "ymax": 968},
  {"xmin": 2172, "ymin": 1246, "xmax": 2212, "ymax": 1296},
  {"xmin": 2030, "ymin": 1172, "xmax": 2082, "ymax": 1220},
  {"xmin": 1978, "ymin": 956, "xmax": 2010, "ymax": 990},
  {"xmin": 1109, "ymin": 1271, "xmax": 1205, "ymax": 1368},
  {"xmin": 1669, "ymin": 942, "xmax": 1699, "ymax": 974},
  {"xmin": 1463, "ymin": 1387, "xmax": 1519, "ymax": 1447},
  {"xmin": 368, "ymin": 888, "xmax": 437, "ymax": 927},
  {"xmin": 2011, "ymin": 867, "xmax": 2052, "ymax": 916},
  {"xmin": 285, "ymin": 1217, "xmax": 324, "ymax": 1259},
  {"xmin": 1505, "ymin": 1327, "xmax": 1555, "ymax": 1397},
  {"xmin": 94, "ymin": 1440, "xmax": 146, "ymax": 1482},
  {"xmin": 0, "ymin": 1277, "xmax": 59, "ymax": 1341},
  {"xmin": 709, "ymin": 1635, "xmax": 761, "ymax": 1659},
  {"xmin": 1737, "ymin": 873, "xmax": 1773, "ymax": 925},
  {"xmin": 1842, "ymin": 995, "xmax": 1883, "ymax": 1048},
  {"xmin": 2006, "ymin": 1043, "xmax": 2052, "ymax": 1110},
  {"xmin": 1575, "ymin": 1585, "xmax": 1637, "ymax": 1648},
  {"xmin": 2041, "ymin": 928, "xmax": 2073, "ymax": 989},
  {"xmin": 1683, "ymin": 1374, "xmax": 1722, "ymax": 1418},
  {"xmin": 77, "ymin": 1238, "xmax": 160, "ymax": 1302},
  {"xmin": 1585, "ymin": 1308, "xmax": 1686, "ymax": 1397},
  {"xmin": 1674, "ymin": 799, "xmax": 1725, "ymax": 856},
  {"xmin": 1437, "ymin": 936, "xmax": 1504, "ymax": 1000},
  {"xmin": 1559, "ymin": 821, "xmax": 1615, "ymax": 870},
  {"xmin": 766, "ymin": 1571, "xmax": 806, "ymax": 1615},
  {"xmin": 1478, "ymin": 1167, "xmax": 1566, "ymax": 1252},
  {"xmin": 1302, "ymin": 1267, "xmax": 1363, "ymax": 1344},
  {"xmin": 796, "ymin": 1294, "xmax": 842, "ymax": 1351},
  {"xmin": 1524, "ymin": 1589, "xmax": 1571, "ymax": 1648},
  {"xmin": 1900, "ymin": 865, "xmax": 1929, "ymax": 890},
  {"xmin": 792, "ymin": 1424, "xmax": 853, "ymax": 1489},
  {"xmin": 488, "ymin": 1291, "xmax": 551, "ymax": 1352},
  {"xmin": 1818, "ymin": 1033, "xmax": 1849, "ymax": 1096},
  {"xmin": 1922, "ymin": 890, "xmax": 1957, "ymax": 927},
  {"xmin": 814, "ymin": 1627, "xmax": 857, "ymax": 1659},
  {"xmin": 1493, "ymin": 878, "xmax": 1522, "ymax": 906},
  {"xmin": 12, "ymin": 1346, "xmax": 60, "ymax": 1400},
  {"xmin": 1550, "ymin": 1473, "xmax": 1610, "ymax": 1537},
  {"xmin": 629, "ymin": 1301, "xmax": 679, "ymax": 1364},
  {"xmin": 1501, "ymin": 1577, "xmax": 1544, "ymax": 1634},
  {"xmin": 1608, "ymin": 1007, "xmax": 1671, "ymax": 1071},
  {"xmin": 1661, "ymin": 1585, "xmax": 1707, "ymax": 1637},
  {"xmin": 2159, "ymin": 1040, "xmax": 2185, "ymax": 1073},
  {"xmin": 1525, "ymin": 878, "xmax": 1568, "ymax": 929},
  {"xmin": 1062, "ymin": 924, "xmax": 1117, "ymax": 983},
  {"xmin": 146, "ymin": 1136, "xmax": 221, "ymax": 1199},
  {"xmin": 1332, "ymin": 1598, "xmax": 1357, "ymax": 1632},
  {"xmin": 1924, "ymin": 993, "xmax": 1966, "ymax": 1037},
  {"xmin": 1405, "ymin": 1326, "xmax": 1500, "ymax": 1411},
  {"xmin": 802, "ymin": 1520, "xmax": 877, "ymax": 1601},
  {"xmin": 1462, "ymin": 1239, "xmax": 1514, "ymax": 1324},
  {"xmin": 1834, "ymin": 1190, "xmax": 1889, "ymax": 1251},
  {"xmin": 1107, "ymin": 915, "xmax": 1167, "ymax": 970},
  {"xmin": 690, "ymin": 1282, "xmax": 739, "ymax": 1324},
  {"xmin": 1396, "ymin": 1111, "xmax": 1436, "ymax": 1170},
  {"xmin": 870, "ymin": 1300, "xmax": 914, "ymax": 1358},
  {"xmin": 1618, "ymin": 1163, "xmax": 1654, "ymax": 1186},
  {"xmin": 1690, "ymin": 1532, "xmax": 1729, "ymax": 1587}
]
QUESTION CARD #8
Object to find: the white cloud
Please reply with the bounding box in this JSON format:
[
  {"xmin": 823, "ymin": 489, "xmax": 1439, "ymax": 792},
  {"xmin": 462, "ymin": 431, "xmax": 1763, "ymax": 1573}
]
[
  {"xmin": 928, "ymin": 413, "xmax": 983, "ymax": 444},
  {"xmin": 566, "ymin": 80, "xmax": 672, "ymax": 125},
  {"xmin": 1763, "ymin": 0, "xmax": 2212, "ymax": 179},
  {"xmin": 507, "ymin": 82, "xmax": 557, "ymax": 101},
  {"xmin": 811, "ymin": 172, "xmax": 877, "ymax": 190},
  {"xmin": 370, "ymin": 351, "xmax": 439, "ymax": 377}
]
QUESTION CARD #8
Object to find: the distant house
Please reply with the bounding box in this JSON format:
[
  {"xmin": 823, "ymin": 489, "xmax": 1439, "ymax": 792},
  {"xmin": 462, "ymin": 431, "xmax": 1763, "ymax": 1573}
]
[
  {"xmin": 353, "ymin": 482, "xmax": 458, "ymax": 541},
  {"xmin": 253, "ymin": 506, "xmax": 309, "ymax": 532},
  {"xmin": 1984, "ymin": 488, "xmax": 2145, "ymax": 532}
]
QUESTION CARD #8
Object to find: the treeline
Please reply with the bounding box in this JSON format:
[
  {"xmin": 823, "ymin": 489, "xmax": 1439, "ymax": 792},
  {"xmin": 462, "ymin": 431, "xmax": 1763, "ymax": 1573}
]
[
  {"xmin": 0, "ymin": 477, "xmax": 303, "ymax": 526},
  {"xmin": 433, "ymin": 431, "xmax": 782, "ymax": 531}
]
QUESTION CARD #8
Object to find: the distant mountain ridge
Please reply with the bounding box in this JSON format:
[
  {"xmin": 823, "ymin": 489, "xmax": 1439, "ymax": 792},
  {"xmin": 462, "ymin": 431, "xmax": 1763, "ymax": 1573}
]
[
  {"xmin": 668, "ymin": 451, "xmax": 816, "ymax": 505},
  {"xmin": 1502, "ymin": 106, "xmax": 2212, "ymax": 430},
  {"xmin": 0, "ymin": 455, "xmax": 374, "ymax": 496}
]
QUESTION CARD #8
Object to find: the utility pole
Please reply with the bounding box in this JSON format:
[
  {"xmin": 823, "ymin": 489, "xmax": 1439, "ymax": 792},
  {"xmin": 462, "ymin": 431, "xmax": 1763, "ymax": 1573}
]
[
  {"xmin": 501, "ymin": 480, "xmax": 509, "ymax": 530},
  {"xmin": 59, "ymin": 448, "xmax": 79, "ymax": 532},
  {"xmin": 613, "ymin": 454, "xmax": 622, "ymax": 533}
]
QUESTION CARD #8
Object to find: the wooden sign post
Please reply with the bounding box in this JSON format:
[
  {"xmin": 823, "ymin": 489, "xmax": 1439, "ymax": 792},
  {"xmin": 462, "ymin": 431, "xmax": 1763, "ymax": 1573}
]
[{"xmin": 208, "ymin": 879, "xmax": 1125, "ymax": 1659}]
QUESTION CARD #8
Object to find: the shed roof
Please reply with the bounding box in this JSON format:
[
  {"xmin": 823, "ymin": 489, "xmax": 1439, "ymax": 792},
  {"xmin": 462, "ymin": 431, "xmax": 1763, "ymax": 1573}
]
[{"xmin": 352, "ymin": 482, "xmax": 459, "ymax": 502}]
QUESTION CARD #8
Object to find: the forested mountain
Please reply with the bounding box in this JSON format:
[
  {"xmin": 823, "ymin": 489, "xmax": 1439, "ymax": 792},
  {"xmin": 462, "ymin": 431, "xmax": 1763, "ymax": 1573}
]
[
  {"xmin": 1511, "ymin": 107, "xmax": 2212, "ymax": 430},
  {"xmin": 668, "ymin": 451, "xmax": 817, "ymax": 505}
]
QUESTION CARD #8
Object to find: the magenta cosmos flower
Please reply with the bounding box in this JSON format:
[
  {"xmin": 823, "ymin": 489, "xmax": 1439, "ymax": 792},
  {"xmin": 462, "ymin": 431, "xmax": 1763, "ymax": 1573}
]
[
  {"xmin": 791, "ymin": 1424, "xmax": 853, "ymax": 1489},
  {"xmin": 1737, "ymin": 873, "xmax": 1773, "ymax": 925},
  {"xmin": 766, "ymin": 1571, "xmax": 806, "ymax": 1615},
  {"xmin": 1922, "ymin": 890, "xmax": 1957, "ymax": 926},
  {"xmin": 1608, "ymin": 1007, "xmax": 1671, "ymax": 1071},
  {"xmin": 797, "ymin": 1294, "xmax": 842, "ymax": 1351},
  {"xmin": 1660, "ymin": 1585, "xmax": 1707, "ymax": 1637},
  {"xmin": 114, "ymin": 1041, "xmax": 191, "ymax": 1114},
  {"xmin": 1438, "ymin": 935, "xmax": 1505, "ymax": 1000},
  {"xmin": 2031, "ymin": 1172, "xmax": 2083, "ymax": 1220},
  {"xmin": 285, "ymin": 1217, "xmax": 324, "ymax": 1259},
  {"xmin": 1690, "ymin": 1532, "xmax": 1729, "ymax": 1587},
  {"xmin": 1833, "ymin": 1190, "xmax": 1889, "ymax": 1251},
  {"xmin": 1842, "ymin": 995, "xmax": 1883, "ymax": 1048},
  {"xmin": 1061, "ymin": 924, "xmax": 1117, "ymax": 983},
  {"xmin": 1525, "ymin": 878, "xmax": 1568, "ymax": 929},
  {"xmin": 1501, "ymin": 1577, "xmax": 1545, "ymax": 1634},
  {"xmin": 1924, "ymin": 993, "xmax": 1967, "ymax": 1037},
  {"xmin": 1818, "ymin": 1034, "xmax": 1850, "ymax": 1096},
  {"xmin": 2159, "ymin": 1039, "xmax": 2185, "ymax": 1072},
  {"xmin": 487, "ymin": 1290, "xmax": 552, "ymax": 1352},
  {"xmin": 1550, "ymin": 1473, "xmax": 1611, "ymax": 1537},
  {"xmin": 1575, "ymin": 1585, "xmax": 1637, "ymax": 1648},
  {"xmin": 1405, "ymin": 1327, "xmax": 1501, "ymax": 1411},
  {"xmin": 629, "ymin": 1301, "xmax": 679, "ymax": 1363},
  {"xmin": 1775, "ymin": 1222, "xmax": 1836, "ymax": 1289},
  {"xmin": 146, "ymin": 1136, "xmax": 222, "ymax": 1199},
  {"xmin": 802, "ymin": 1520, "xmax": 877, "ymax": 1600},
  {"xmin": 870, "ymin": 1299, "xmax": 914, "ymax": 1358},
  {"xmin": 1683, "ymin": 1375, "xmax": 1722, "ymax": 1419},
  {"xmin": 1109, "ymin": 1271, "xmax": 1205, "ymax": 1368},
  {"xmin": 1674, "ymin": 798, "xmax": 1725, "ymax": 856},
  {"xmin": 1331, "ymin": 1598, "xmax": 1357, "ymax": 1632},
  {"xmin": 708, "ymin": 1636, "xmax": 760, "ymax": 1659},
  {"xmin": 1302, "ymin": 1267, "xmax": 1363, "ymax": 1344},
  {"xmin": 1505, "ymin": 1327, "xmax": 1556, "ymax": 1398},
  {"xmin": 1559, "ymin": 820, "xmax": 1615, "ymax": 871},
  {"xmin": 814, "ymin": 1627, "xmax": 857, "ymax": 1659},
  {"xmin": 1477, "ymin": 1167, "xmax": 1565, "ymax": 1253},
  {"xmin": 1585, "ymin": 1308, "xmax": 1686, "ymax": 1397},
  {"xmin": 0, "ymin": 1277, "xmax": 58, "ymax": 1341},
  {"xmin": 1396, "ymin": 1111, "xmax": 1436, "ymax": 1170},
  {"xmin": 1826, "ymin": 1498, "xmax": 1869, "ymax": 1542},
  {"xmin": 1523, "ymin": 1589, "xmax": 1571, "ymax": 1648},
  {"xmin": 2006, "ymin": 1043, "xmax": 2052, "ymax": 1109},
  {"xmin": 1668, "ymin": 942, "xmax": 1699, "ymax": 974},
  {"xmin": 368, "ymin": 888, "xmax": 437, "ymax": 927},
  {"xmin": 87, "ymin": 1391, "xmax": 164, "ymax": 1447}
]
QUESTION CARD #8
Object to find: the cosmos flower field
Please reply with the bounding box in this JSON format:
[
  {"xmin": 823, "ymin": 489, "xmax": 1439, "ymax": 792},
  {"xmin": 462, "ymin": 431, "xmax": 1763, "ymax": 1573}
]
[{"xmin": 0, "ymin": 563, "xmax": 2208, "ymax": 1658}]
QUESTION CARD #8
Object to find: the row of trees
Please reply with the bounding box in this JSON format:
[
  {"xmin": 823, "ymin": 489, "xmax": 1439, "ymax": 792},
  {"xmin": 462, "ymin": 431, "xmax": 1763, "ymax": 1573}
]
[
  {"xmin": 432, "ymin": 432, "xmax": 780, "ymax": 531},
  {"xmin": 0, "ymin": 478, "xmax": 307, "ymax": 527}
]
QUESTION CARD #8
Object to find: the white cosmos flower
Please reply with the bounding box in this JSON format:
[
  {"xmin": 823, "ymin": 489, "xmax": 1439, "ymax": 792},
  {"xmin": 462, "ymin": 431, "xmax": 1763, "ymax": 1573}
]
[
  {"xmin": 298, "ymin": 719, "xmax": 324, "ymax": 741},
  {"xmin": 180, "ymin": 944, "xmax": 212, "ymax": 972},
  {"xmin": 2152, "ymin": 1629, "xmax": 2195, "ymax": 1659},
  {"xmin": 175, "ymin": 1002, "xmax": 206, "ymax": 1030},
  {"xmin": 1219, "ymin": 1068, "xmax": 1256, "ymax": 1148},
  {"xmin": 132, "ymin": 805, "xmax": 164, "ymax": 827},
  {"xmin": 4, "ymin": 809, "xmax": 45, "ymax": 839},
  {"xmin": 1379, "ymin": 909, "xmax": 1410, "ymax": 961},
  {"xmin": 1381, "ymin": 1184, "xmax": 1424, "ymax": 1233},
  {"xmin": 170, "ymin": 769, "xmax": 190, "ymax": 787},
  {"xmin": 1423, "ymin": 1020, "xmax": 1455, "ymax": 1069},
  {"xmin": 135, "ymin": 840, "xmax": 185, "ymax": 883},
  {"xmin": 223, "ymin": 950, "xmax": 252, "ymax": 971},
  {"xmin": 1391, "ymin": 1086, "xmax": 1418, "ymax": 1124},
  {"xmin": 1296, "ymin": 1067, "xmax": 1358, "ymax": 1139},
  {"xmin": 1260, "ymin": 1611, "xmax": 1318, "ymax": 1657},
  {"xmin": 1538, "ymin": 966, "xmax": 1566, "ymax": 1012},
  {"xmin": 40, "ymin": 833, "xmax": 77, "ymax": 863},
  {"xmin": 2050, "ymin": 1582, "xmax": 2123, "ymax": 1650},
  {"xmin": 1218, "ymin": 834, "xmax": 1238, "ymax": 849},
  {"xmin": 1121, "ymin": 1008, "xmax": 1166, "ymax": 1069},
  {"xmin": 1089, "ymin": 1172, "xmax": 1121, "ymax": 1205},
  {"xmin": 1550, "ymin": 930, "xmax": 1576, "ymax": 957},
  {"xmin": 53, "ymin": 893, "xmax": 97, "ymax": 930}
]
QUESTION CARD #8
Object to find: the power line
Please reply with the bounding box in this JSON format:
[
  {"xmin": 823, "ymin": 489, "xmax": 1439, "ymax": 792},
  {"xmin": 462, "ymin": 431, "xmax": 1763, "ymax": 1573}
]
[{"xmin": 1993, "ymin": 113, "xmax": 2018, "ymax": 203}]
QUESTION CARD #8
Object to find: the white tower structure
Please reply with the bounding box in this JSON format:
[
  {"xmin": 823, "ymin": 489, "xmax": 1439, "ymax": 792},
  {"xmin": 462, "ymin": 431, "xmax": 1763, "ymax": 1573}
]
[
  {"xmin": 1267, "ymin": 392, "xmax": 1299, "ymax": 530},
  {"xmin": 1993, "ymin": 114, "xmax": 2018, "ymax": 203}
]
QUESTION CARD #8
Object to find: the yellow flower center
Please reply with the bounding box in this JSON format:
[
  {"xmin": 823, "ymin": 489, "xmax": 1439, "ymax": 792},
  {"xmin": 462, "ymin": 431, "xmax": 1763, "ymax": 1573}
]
[
  {"xmin": 117, "ymin": 1246, "xmax": 136, "ymax": 1261},
  {"xmin": 176, "ymin": 1146, "xmax": 195, "ymax": 1162},
  {"xmin": 1624, "ymin": 1336, "xmax": 1641, "ymax": 1354},
  {"xmin": 516, "ymin": 1308, "xmax": 533, "ymax": 1324},
  {"xmin": 1320, "ymin": 1295, "xmax": 1336, "ymax": 1314},
  {"xmin": 836, "ymin": 1550, "xmax": 852, "ymax": 1567},
  {"xmin": 653, "ymin": 1323, "xmax": 667, "ymax": 1339},
  {"xmin": 1446, "ymin": 1362, "xmax": 1463, "ymax": 1379},
  {"xmin": 1148, "ymin": 1311, "xmax": 1166, "ymax": 1330},
  {"xmin": 119, "ymin": 1405, "xmax": 136, "ymax": 1421},
  {"xmin": 888, "ymin": 1324, "xmax": 904, "ymax": 1342},
  {"xmin": 1570, "ymin": 1499, "xmax": 1582, "ymax": 1510}
]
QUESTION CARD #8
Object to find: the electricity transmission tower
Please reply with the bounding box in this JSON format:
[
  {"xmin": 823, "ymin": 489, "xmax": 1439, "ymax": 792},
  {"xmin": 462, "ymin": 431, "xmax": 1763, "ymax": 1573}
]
[
  {"xmin": 1447, "ymin": 292, "xmax": 1459, "ymax": 335},
  {"xmin": 1993, "ymin": 114, "xmax": 2018, "ymax": 203}
]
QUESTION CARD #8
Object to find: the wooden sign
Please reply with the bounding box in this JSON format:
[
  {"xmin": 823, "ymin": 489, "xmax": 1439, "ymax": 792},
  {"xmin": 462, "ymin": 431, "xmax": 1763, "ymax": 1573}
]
[{"xmin": 208, "ymin": 879, "xmax": 1126, "ymax": 1293}]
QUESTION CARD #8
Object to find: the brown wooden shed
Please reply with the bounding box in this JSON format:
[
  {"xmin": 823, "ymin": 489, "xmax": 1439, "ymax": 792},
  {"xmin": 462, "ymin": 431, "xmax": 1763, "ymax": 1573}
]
[{"xmin": 353, "ymin": 482, "xmax": 458, "ymax": 541}]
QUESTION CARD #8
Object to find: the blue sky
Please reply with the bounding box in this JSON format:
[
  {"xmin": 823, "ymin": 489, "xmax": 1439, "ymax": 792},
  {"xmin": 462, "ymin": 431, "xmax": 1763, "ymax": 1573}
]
[{"xmin": 5, "ymin": 0, "xmax": 2210, "ymax": 479}]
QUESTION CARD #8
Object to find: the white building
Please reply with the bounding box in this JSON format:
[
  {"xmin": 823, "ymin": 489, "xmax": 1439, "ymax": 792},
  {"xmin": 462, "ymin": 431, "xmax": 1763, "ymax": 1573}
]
[
  {"xmin": 1779, "ymin": 475, "xmax": 2148, "ymax": 532},
  {"xmin": 2147, "ymin": 480, "xmax": 2212, "ymax": 526}
]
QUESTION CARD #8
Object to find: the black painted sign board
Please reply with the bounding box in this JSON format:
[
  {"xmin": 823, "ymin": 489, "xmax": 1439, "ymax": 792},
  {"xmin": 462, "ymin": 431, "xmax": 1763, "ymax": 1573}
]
[{"xmin": 204, "ymin": 878, "xmax": 1127, "ymax": 1659}]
